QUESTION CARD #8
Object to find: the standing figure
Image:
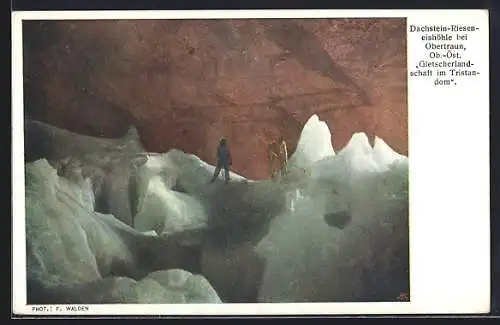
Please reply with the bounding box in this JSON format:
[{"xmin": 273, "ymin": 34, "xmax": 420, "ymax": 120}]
[
  {"xmin": 267, "ymin": 136, "xmax": 288, "ymax": 180},
  {"xmin": 210, "ymin": 137, "xmax": 232, "ymax": 184}
]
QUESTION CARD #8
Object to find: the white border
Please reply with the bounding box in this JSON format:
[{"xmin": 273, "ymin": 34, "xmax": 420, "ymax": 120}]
[
  {"xmin": 11, "ymin": 9, "xmax": 490, "ymax": 316},
  {"xmin": 12, "ymin": 9, "xmax": 480, "ymax": 20}
]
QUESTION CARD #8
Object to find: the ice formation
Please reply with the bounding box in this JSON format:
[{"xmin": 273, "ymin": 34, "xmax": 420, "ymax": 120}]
[
  {"xmin": 255, "ymin": 128, "xmax": 409, "ymax": 302},
  {"xmin": 25, "ymin": 159, "xmax": 221, "ymax": 304},
  {"xmin": 288, "ymin": 114, "xmax": 335, "ymax": 172},
  {"xmin": 104, "ymin": 269, "xmax": 222, "ymax": 303},
  {"xmin": 22, "ymin": 114, "xmax": 409, "ymax": 304},
  {"xmin": 134, "ymin": 174, "xmax": 208, "ymax": 235}
]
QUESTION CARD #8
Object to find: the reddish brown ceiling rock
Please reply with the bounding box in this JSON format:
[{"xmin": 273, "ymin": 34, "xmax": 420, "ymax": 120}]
[{"xmin": 23, "ymin": 18, "xmax": 407, "ymax": 180}]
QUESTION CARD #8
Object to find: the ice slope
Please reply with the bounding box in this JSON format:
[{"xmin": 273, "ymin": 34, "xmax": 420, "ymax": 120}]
[
  {"xmin": 25, "ymin": 159, "xmax": 221, "ymax": 304},
  {"xmin": 372, "ymin": 136, "xmax": 408, "ymax": 169},
  {"xmin": 130, "ymin": 151, "xmax": 258, "ymax": 237}
]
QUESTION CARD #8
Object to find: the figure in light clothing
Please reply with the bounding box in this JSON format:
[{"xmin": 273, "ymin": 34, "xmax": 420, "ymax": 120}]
[{"xmin": 267, "ymin": 136, "xmax": 288, "ymax": 180}]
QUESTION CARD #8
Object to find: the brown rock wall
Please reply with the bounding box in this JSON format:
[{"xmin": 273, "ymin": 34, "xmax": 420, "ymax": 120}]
[{"xmin": 23, "ymin": 18, "xmax": 407, "ymax": 179}]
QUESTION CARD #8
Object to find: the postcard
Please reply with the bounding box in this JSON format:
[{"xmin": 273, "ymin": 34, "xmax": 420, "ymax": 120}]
[{"xmin": 11, "ymin": 9, "xmax": 490, "ymax": 316}]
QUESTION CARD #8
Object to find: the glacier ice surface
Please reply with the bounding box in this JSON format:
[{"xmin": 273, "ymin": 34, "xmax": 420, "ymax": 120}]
[{"xmin": 23, "ymin": 114, "xmax": 409, "ymax": 304}]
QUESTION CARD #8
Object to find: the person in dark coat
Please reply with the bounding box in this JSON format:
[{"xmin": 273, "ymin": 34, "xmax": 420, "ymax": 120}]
[{"xmin": 210, "ymin": 137, "xmax": 232, "ymax": 184}]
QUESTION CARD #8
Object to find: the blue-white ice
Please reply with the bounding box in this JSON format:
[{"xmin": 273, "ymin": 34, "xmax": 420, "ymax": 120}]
[
  {"xmin": 25, "ymin": 159, "xmax": 221, "ymax": 303},
  {"xmin": 23, "ymin": 114, "xmax": 408, "ymax": 304},
  {"xmin": 287, "ymin": 114, "xmax": 336, "ymax": 172},
  {"xmin": 255, "ymin": 117, "xmax": 409, "ymax": 302},
  {"xmin": 134, "ymin": 174, "xmax": 208, "ymax": 235}
]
